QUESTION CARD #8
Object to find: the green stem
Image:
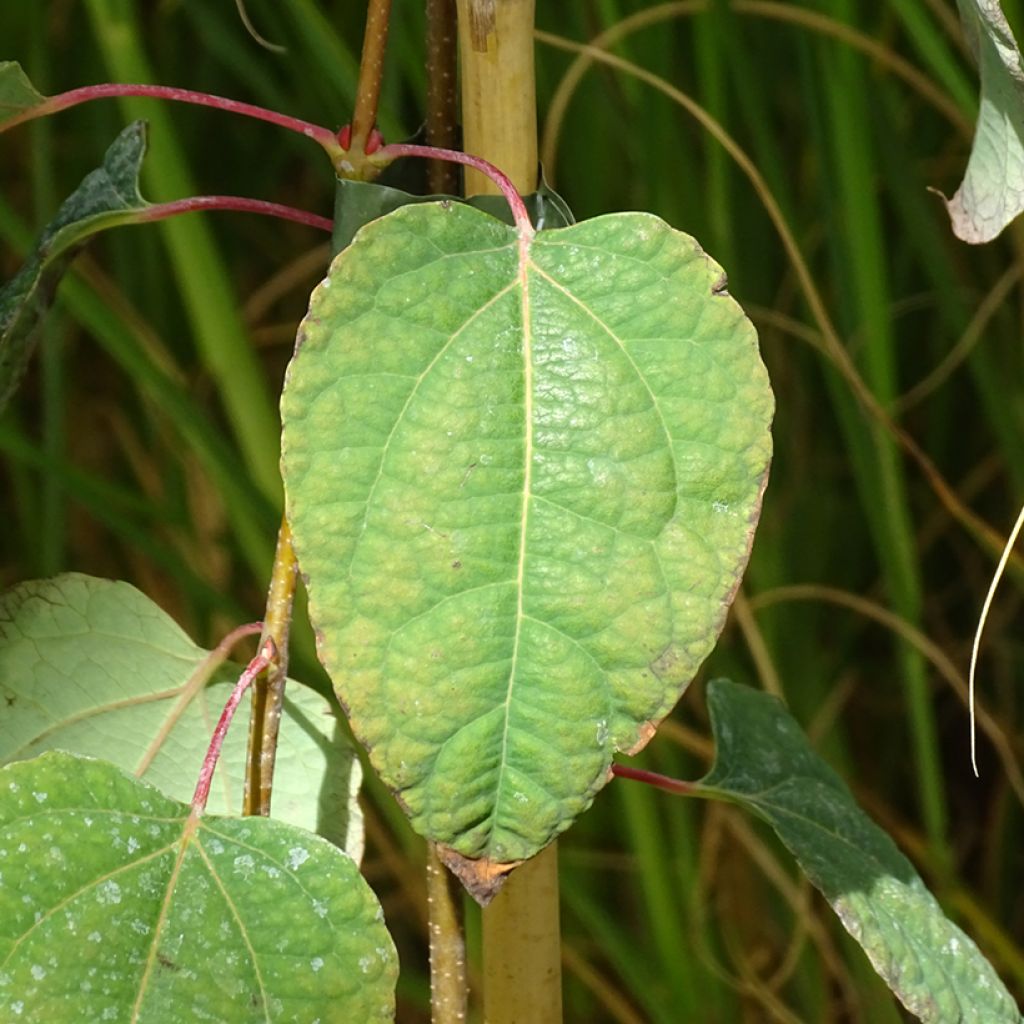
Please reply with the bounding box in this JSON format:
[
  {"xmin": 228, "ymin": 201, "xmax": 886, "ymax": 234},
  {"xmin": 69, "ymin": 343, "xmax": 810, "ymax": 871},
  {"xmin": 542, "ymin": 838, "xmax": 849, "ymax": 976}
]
[
  {"xmin": 243, "ymin": 517, "xmax": 298, "ymax": 816},
  {"xmin": 350, "ymin": 0, "xmax": 393, "ymax": 155},
  {"xmin": 482, "ymin": 845, "xmax": 562, "ymax": 1024}
]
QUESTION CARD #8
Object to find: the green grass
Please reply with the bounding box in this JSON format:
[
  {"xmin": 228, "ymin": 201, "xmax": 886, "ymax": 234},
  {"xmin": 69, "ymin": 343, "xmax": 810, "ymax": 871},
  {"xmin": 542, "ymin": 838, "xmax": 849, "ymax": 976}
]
[{"xmin": 3, "ymin": 1, "xmax": 1023, "ymax": 1019}]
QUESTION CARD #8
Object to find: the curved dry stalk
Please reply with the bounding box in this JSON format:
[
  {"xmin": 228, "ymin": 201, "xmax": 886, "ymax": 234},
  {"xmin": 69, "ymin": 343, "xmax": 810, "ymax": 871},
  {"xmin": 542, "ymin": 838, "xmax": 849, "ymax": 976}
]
[
  {"xmin": 243, "ymin": 243, "xmax": 331, "ymax": 325},
  {"xmin": 560, "ymin": 945, "xmax": 645, "ymax": 1024},
  {"xmin": 234, "ymin": 0, "xmax": 286, "ymax": 53},
  {"xmin": 539, "ymin": 1, "xmax": 969, "ymax": 179},
  {"xmin": 534, "ymin": 29, "xmax": 1021, "ymax": 579},
  {"xmin": 731, "ymin": 588, "xmax": 783, "ymax": 698},
  {"xmin": 969, "ymin": 502, "xmax": 1024, "ymax": 775},
  {"xmin": 894, "ymin": 265, "xmax": 1023, "ymax": 414},
  {"xmin": 749, "ymin": 584, "xmax": 1024, "ymax": 805}
]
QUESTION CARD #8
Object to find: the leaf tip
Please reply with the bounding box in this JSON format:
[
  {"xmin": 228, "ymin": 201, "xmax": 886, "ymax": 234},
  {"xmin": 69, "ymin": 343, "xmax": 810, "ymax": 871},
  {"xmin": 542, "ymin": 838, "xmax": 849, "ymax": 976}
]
[{"xmin": 435, "ymin": 846, "xmax": 521, "ymax": 906}]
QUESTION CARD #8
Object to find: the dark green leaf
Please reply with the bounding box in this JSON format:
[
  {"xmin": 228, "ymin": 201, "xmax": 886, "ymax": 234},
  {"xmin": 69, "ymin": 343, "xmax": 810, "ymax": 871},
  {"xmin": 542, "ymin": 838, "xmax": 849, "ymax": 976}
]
[
  {"xmin": 0, "ymin": 121, "xmax": 151, "ymax": 413},
  {"xmin": 700, "ymin": 679, "xmax": 1021, "ymax": 1023}
]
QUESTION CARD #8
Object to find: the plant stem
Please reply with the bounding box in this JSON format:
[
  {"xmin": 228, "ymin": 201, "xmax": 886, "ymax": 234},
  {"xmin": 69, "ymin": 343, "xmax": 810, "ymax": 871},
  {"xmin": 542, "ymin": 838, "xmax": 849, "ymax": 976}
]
[
  {"xmin": 193, "ymin": 638, "xmax": 276, "ymax": 813},
  {"xmin": 455, "ymin": 0, "xmax": 537, "ymax": 197},
  {"xmin": 3, "ymin": 82, "xmax": 343, "ymax": 160},
  {"xmin": 427, "ymin": 843, "xmax": 469, "ymax": 1023},
  {"xmin": 425, "ymin": 0, "xmax": 460, "ymax": 194},
  {"xmin": 243, "ymin": 517, "xmax": 299, "ymax": 816},
  {"xmin": 378, "ymin": 143, "xmax": 533, "ymax": 236},
  {"xmin": 482, "ymin": 845, "xmax": 561, "ymax": 1024},
  {"xmin": 141, "ymin": 196, "xmax": 332, "ymax": 233},
  {"xmin": 350, "ymin": 0, "xmax": 393, "ymax": 155},
  {"xmin": 451, "ymin": 2, "xmax": 555, "ymax": 1019},
  {"xmin": 611, "ymin": 763, "xmax": 699, "ymax": 797}
]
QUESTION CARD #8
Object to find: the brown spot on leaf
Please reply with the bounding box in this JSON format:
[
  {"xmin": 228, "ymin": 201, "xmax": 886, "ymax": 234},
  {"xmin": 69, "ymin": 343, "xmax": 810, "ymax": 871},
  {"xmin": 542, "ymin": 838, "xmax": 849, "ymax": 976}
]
[
  {"xmin": 451, "ymin": 560, "xmax": 462, "ymax": 570},
  {"xmin": 624, "ymin": 719, "xmax": 659, "ymax": 757},
  {"xmin": 711, "ymin": 272, "xmax": 729, "ymax": 296},
  {"xmin": 649, "ymin": 645, "xmax": 680, "ymax": 679},
  {"xmin": 436, "ymin": 845, "xmax": 521, "ymax": 906}
]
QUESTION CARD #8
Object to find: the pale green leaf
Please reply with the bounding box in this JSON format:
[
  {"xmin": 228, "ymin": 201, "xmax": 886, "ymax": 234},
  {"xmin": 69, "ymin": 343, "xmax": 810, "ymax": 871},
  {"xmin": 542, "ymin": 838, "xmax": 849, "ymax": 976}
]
[
  {"xmin": 281, "ymin": 203, "xmax": 773, "ymax": 888},
  {"xmin": 0, "ymin": 574, "xmax": 362, "ymax": 861},
  {"xmin": 947, "ymin": 0, "xmax": 1024, "ymax": 242},
  {"xmin": 0, "ymin": 752, "xmax": 396, "ymax": 1022},
  {"xmin": 700, "ymin": 679, "xmax": 1021, "ymax": 1023}
]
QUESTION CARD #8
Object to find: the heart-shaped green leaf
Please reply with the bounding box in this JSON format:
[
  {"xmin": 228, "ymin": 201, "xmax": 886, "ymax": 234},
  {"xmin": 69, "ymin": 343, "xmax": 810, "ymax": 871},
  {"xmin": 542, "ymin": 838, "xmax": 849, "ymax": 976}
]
[
  {"xmin": 946, "ymin": 0, "xmax": 1024, "ymax": 242},
  {"xmin": 281, "ymin": 202, "xmax": 773, "ymax": 889},
  {"xmin": 0, "ymin": 574, "xmax": 362, "ymax": 860},
  {"xmin": 700, "ymin": 679, "xmax": 1021, "ymax": 1023},
  {"xmin": 0, "ymin": 752, "xmax": 396, "ymax": 1022},
  {"xmin": 0, "ymin": 121, "xmax": 152, "ymax": 413}
]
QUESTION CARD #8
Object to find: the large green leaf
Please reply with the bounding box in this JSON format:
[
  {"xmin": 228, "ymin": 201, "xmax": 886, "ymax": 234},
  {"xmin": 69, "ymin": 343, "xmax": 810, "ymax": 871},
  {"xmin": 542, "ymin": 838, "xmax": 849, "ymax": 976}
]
[
  {"xmin": 946, "ymin": 0, "xmax": 1024, "ymax": 242},
  {"xmin": 0, "ymin": 61, "xmax": 46, "ymax": 126},
  {"xmin": 0, "ymin": 574, "xmax": 363, "ymax": 861},
  {"xmin": 281, "ymin": 203, "xmax": 773, "ymax": 891},
  {"xmin": 699, "ymin": 679, "xmax": 1021, "ymax": 1023},
  {"xmin": 0, "ymin": 752, "xmax": 396, "ymax": 1022},
  {"xmin": 0, "ymin": 120, "xmax": 152, "ymax": 413}
]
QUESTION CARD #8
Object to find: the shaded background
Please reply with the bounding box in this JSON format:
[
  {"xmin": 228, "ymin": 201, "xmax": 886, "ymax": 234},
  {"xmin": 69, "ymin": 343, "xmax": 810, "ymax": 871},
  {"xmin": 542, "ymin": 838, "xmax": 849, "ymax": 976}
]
[{"xmin": 3, "ymin": 1, "xmax": 1024, "ymax": 1020}]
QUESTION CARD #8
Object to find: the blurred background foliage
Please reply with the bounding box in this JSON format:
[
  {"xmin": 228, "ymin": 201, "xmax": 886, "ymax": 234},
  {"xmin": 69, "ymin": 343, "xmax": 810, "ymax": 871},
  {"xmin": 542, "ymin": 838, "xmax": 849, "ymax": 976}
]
[{"xmin": 2, "ymin": 1, "xmax": 1024, "ymax": 1020}]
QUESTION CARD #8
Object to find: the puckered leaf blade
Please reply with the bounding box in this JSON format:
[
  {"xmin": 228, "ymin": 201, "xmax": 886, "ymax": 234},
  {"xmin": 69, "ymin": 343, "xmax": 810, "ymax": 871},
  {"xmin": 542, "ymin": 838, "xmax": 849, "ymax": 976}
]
[
  {"xmin": 0, "ymin": 752, "xmax": 396, "ymax": 1022},
  {"xmin": 0, "ymin": 573, "xmax": 363, "ymax": 861},
  {"xmin": 700, "ymin": 679, "xmax": 1021, "ymax": 1023},
  {"xmin": 0, "ymin": 121, "xmax": 151, "ymax": 413},
  {"xmin": 947, "ymin": 0, "xmax": 1024, "ymax": 242},
  {"xmin": 281, "ymin": 203, "xmax": 773, "ymax": 885}
]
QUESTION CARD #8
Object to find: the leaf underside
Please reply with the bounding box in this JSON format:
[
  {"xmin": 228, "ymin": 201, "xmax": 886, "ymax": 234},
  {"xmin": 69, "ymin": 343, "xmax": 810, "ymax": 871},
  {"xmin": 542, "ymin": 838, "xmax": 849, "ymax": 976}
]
[
  {"xmin": 0, "ymin": 573, "xmax": 363, "ymax": 861},
  {"xmin": 281, "ymin": 202, "xmax": 773, "ymax": 878},
  {"xmin": 0, "ymin": 120, "xmax": 151, "ymax": 414},
  {"xmin": 0, "ymin": 752, "xmax": 396, "ymax": 1023},
  {"xmin": 701, "ymin": 680, "xmax": 1022, "ymax": 1024},
  {"xmin": 947, "ymin": 0, "xmax": 1024, "ymax": 242},
  {"xmin": 0, "ymin": 61, "xmax": 46, "ymax": 125}
]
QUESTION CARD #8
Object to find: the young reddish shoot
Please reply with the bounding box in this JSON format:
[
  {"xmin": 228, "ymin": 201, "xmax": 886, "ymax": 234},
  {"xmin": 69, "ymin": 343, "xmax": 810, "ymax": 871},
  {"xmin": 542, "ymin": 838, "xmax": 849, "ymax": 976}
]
[
  {"xmin": 376, "ymin": 142, "xmax": 535, "ymax": 239},
  {"xmin": 140, "ymin": 195, "xmax": 332, "ymax": 234},
  {"xmin": 337, "ymin": 124, "xmax": 383, "ymax": 154},
  {"xmin": 1, "ymin": 83, "xmax": 344, "ymax": 163},
  {"xmin": 191, "ymin": 637, "xmax": 277, "ymax": 814},
  {"xmin": 611, "ymin": 763, "xmax": 699, "ymax": 797}
]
